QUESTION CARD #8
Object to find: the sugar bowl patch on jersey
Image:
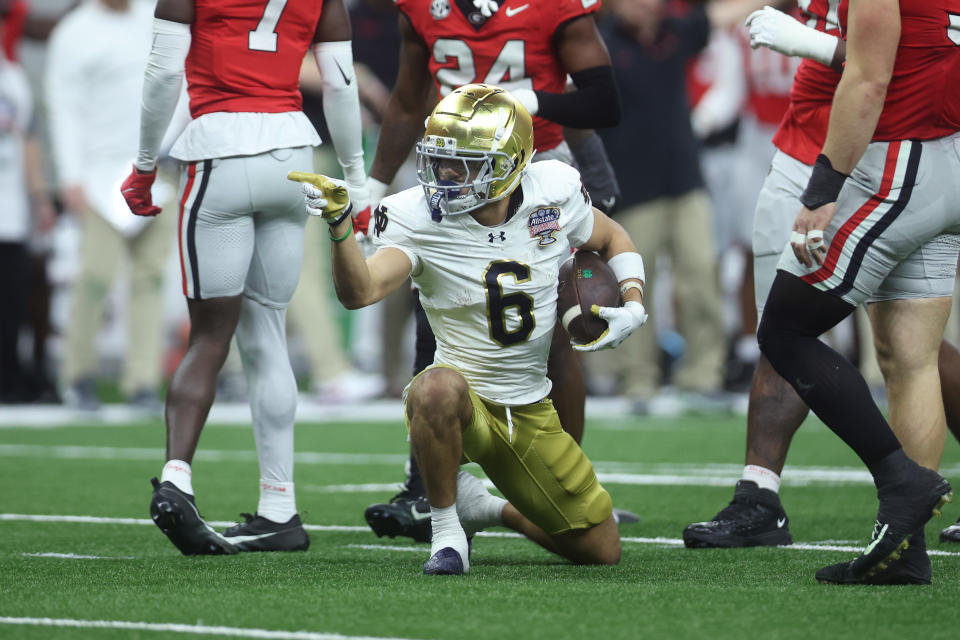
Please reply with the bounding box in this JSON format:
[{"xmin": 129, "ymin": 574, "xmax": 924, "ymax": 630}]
[
  {"xmin": 521, "ymin": 161, "xmax": 595, "ymax": 250},
  {"xmin": 528, "ymin": 208, "xmax": 561, "ymax": 246}
]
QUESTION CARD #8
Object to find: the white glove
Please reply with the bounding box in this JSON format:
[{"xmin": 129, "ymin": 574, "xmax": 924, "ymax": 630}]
[
  {"xmin": 348, "ymin": 180, "xmax": 370, "ymax": 216},
  {"xmin": 511, "ymin": 88, "xmax": 540, "ymax": 117},
  {"xmin": 366, "ymin": 176, "xmax": 390, "ymax": 209},
  {"xmin": 571, "ymin": 300, "xmax": 648, "ymax": 352},
  {"xmin": 745, "ymin": 6, "xmax": 839, "ymax": 67},
  {"xmin": 473, "ymin": 0, "xmax": 499, "ymax": 18}
]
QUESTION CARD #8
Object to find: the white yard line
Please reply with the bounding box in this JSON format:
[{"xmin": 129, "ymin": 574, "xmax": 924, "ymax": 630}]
[
  {"xmin": 5, "ymin": 444, "xmax": 957, "ymax": 487},
  {"xmin": 21, "ymin": 552, "xmax": 133, "ymax": 560},
  {"xmin": 0, "ymin": 617, "xmax": 419, "ymax": 640},
  {"xmin": 345, "ymin": 544, "xmax": 425, "ymax": 553},
  {"xmin": 5, "ymin": 513, "xmax": 960, "ymax": 557}
]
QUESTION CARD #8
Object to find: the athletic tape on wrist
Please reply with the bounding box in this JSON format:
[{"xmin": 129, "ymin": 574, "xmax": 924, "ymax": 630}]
[
  {"xmin": 800, "ymin": 154, "xmax": 847, "ymax": 210},
  {"xmin": 619, "ymin": 281, "xmax": 644, "ymax": 299}
]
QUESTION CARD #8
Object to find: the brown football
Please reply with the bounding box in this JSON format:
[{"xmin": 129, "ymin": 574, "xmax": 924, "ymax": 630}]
[{"xmin": 557, "ymin": 250, "xmax": 621, "ymax": 344}]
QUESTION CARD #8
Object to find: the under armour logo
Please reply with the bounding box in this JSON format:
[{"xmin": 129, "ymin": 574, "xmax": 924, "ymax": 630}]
[{"xmin": 489, "ymin": 231, "xmax": 506, "ymax": 243}]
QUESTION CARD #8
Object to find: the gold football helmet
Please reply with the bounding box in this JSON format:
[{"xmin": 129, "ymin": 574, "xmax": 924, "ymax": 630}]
[{"xmin": 416, "ymin": 84, "xmax": 534, "ymax": 218}]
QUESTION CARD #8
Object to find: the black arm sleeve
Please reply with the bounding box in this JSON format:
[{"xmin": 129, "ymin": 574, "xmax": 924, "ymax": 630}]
[{"xmin": 533, "ymin": 65, "xmax": 621, "ymax": 129}]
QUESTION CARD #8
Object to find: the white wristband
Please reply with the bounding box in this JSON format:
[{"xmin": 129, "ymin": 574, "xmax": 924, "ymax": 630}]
[{"xmin": 607, "ymin": 251, "xmax": 645, "ymax": 285}]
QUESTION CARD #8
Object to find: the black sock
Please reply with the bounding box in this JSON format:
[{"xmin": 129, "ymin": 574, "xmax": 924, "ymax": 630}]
[{"xmin": 758, "ymin": 271, "xmax": 902, "ymax": 467}]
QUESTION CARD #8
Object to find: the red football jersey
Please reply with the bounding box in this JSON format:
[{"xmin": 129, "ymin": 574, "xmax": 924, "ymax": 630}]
[
  {"xmin": 186, "ymin": 0, "xmax": 323, "ymax": 117},
  {"xmin": 771, "ymin": 0, "xmax": 844, "ymax": 164},
  {"xmin": 396, "ymin": 0, "xmax": 602, "ymax": 152},
  {"xmin": 859, "ymin": 0, "xmax": 960, "ymax": 140}
]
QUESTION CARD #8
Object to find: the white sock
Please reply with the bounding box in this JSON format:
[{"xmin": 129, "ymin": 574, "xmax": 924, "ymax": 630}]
[
  {"xmin": 161, "ymin": 460, "xmax": 193, "ymax": 495},
  {"xmin": 742, "ymin": 465, "xmax": 781, "ymax": 494},
  {"xmin": 455, "ymin": 470, "xmax": 506, "ymax": 536},
  {"xmin": 257, "ymin": 480, "xmax": 297, "ymax": 523},
  {"xmin": 430, "ymin": 504, "xmax": 470, "ymax": 572}
]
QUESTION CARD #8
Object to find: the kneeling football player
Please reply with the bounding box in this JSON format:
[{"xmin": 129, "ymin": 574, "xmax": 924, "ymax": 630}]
[{"xmin": 290, "ymin": 85, "xmax": 647, "ymax": 574}]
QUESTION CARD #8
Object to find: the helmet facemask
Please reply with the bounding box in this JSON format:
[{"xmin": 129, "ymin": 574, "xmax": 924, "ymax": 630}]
[{"xmin": 416, "ymin": 135, "xmax": 517, "ymax": 217}]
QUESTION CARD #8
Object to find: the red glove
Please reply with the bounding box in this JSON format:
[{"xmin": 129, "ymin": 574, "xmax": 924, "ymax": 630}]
[
  {"xmin": 352, "ymin": 205, "xmax": 371, "ymax": 235},
  {"xmin": 120, "ymin": 165, "xmax": 162, "ymax": 217}
]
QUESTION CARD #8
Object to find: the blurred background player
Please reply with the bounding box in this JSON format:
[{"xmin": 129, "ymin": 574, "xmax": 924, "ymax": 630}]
[
  {"xmin": 123, "ymin": 0, "xmax": 368, "ymax": 554},
  {"xmin": 291, "ymin": 84, "xmax": 645, "ymax": 574},
  {"xmin": 592, "ymin": 0, "xmax": 727, "ymax": 414},
  {"xmin": 0, "ymin": 23, "xmax": 55, "ymax": 404},
  {"xmin": 46, "ymin": 0, "xmax": 175, "ymax": 411},
  {"xmin": 360, "ymin": 0, "xmax": 632, "ymax": 544}
]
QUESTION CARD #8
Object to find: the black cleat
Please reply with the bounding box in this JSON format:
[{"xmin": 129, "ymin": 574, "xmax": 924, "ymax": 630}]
[
  {"xmin": 365, "ymin": 488, "xmax": 432, "ymax": 543},
  {"xmin": 683, "ymin": 480, "xmax": 792, "ymax": 548},
  {"xmin": 149, "ymin": 478, "xmax": 237, "ymax": 555},
  {"xmin": 223, "ymin": 513, "xmax": 310, "ymax": 552},
  {"xmin": 940, "ymin": 515, "xmax": 960, "ymax": 543},
  {"xmin": 817, "ymin": 460, "xmax": 951, "ymax": 583},
  {"xmin": 423, "ymin": 547, "xmax": 465, "ymax": 575},
  {"xmin": 816, "ymin": 531, "xmax": 931, "ymax": 585}
]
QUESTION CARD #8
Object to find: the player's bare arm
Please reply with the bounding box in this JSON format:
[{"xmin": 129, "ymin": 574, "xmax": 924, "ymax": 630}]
[
  {"xmin": 154, "ymin": 0, "xmax": 193, "ymax": 24},
  {"xmin": 332, "ymin": 239, "xmax": 414, "ymax": 310},
  {"xmin": 313, "ymin": 0, "xmax": 351, "ymax": 43},
  {"xmin": 791, "ymin": 0, "xmax": 899, "ymax": 267},
  {"xmin": 819, "ymin": 0, "xmax": 898, "ymax": 174},
  {"xmin": 368, "ymin": 13, "xmax": 435, "ymax": 186},
  {"xmin": 288, "ymin": 171, "xmax": 412, "ymax": 308}
]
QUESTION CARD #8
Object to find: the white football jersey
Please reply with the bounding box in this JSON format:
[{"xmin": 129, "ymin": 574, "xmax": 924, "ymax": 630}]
[{"xmin": 372, "ymin": 160, "xmax": 595, "ymax": 405}]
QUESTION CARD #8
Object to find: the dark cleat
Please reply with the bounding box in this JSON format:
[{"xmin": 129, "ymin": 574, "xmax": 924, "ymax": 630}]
[
  {"xmin": 223, "ymin": 513, "xmax": 310, "ymax": 552},
  {"xmin": 423, "ymin": 547, "xmax": 465, "ymax": 575},
  {"xmin": 365, "ymin": 489, "xmax": 432, "ymax": 543},
  {"xmin": 683, "ymin": 480, "xmax": 792, "ymax": 548},
  {"xmin": 817, "ymin": 531, "xmax": 931, "ymax": 586},
  {"xmin": 149, "ymin": 477, "xmax": 237, "ymax": 556},
  {"xmin": 818, "ymin": 460, "xmax": 951, "ymax": 583}
]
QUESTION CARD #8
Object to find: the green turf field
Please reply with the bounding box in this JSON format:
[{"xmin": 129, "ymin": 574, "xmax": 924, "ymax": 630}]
[{"xmin": 2, "ymin": 410, "xmax": 959, "ymax": 639}]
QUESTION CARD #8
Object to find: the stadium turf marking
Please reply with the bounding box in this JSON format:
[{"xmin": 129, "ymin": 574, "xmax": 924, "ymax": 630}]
[
  {"xmin": 0, "ymin": 617, "xmax": 420, "ymax": 640},
  {"xmin": 346, "ymin": 544, "xmax": 425, "ymax": 553},
  {"xmin": 21, "ymin": 552, "xmax": 134, "ymax": 560},
  {"xmin": 6, "ymin": 444, "xmax": 959, "ymax": 487},
  {"xmin": 5, "ymin": 513, "xmax": 960, "ymax": 557}
]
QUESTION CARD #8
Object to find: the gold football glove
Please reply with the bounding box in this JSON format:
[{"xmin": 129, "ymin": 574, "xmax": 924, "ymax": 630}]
[{"xmin": 287, "ymin": 171, "xmax": 352, "ymax": 224}]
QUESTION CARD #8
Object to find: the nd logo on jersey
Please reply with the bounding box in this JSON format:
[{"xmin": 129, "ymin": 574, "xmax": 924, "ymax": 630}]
[{"xmin": 528, "ymin": 208, "xmax": 561, "ymax": 246}]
